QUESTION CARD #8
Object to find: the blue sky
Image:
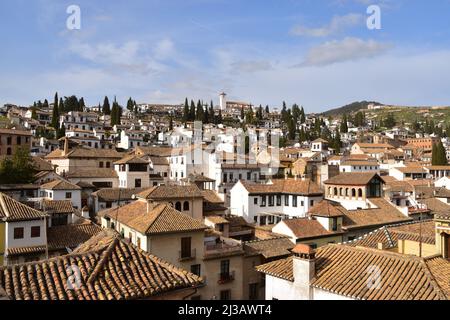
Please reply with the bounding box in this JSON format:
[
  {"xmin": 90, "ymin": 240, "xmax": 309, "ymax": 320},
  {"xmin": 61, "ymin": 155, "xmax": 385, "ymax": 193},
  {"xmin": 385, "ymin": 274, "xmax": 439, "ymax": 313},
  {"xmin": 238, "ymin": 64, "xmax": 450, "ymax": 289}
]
[{"xmin": 1, "ymin": 0, "xmax": 450, "ymax": 112}]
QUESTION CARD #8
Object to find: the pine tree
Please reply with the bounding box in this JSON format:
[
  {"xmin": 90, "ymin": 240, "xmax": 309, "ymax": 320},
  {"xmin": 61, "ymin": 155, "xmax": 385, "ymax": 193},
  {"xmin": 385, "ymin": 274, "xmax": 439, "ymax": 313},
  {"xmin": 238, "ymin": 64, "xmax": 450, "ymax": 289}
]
[
  {"xmin": 196, "ymin": 100, "xmax": 204, "ymax": 121},
  {"xmin": 103, "ymin": 96, "xmax": 111, "ymax": 115},
  {"xmin": 169, "ymin": 116, "xmax": 174, "ymax": 131},
  {"xmin": 300, "ymin": 107, "xmax": 306, "ymax": 124},
  {"xmin": 43, "ymin": 99, "xmax": 49, "ymax": 109},
  {"xmin": 127, "ymin": 97, "xmax": 134, "ymax": 112},
  {"xmin": 189, "ymin": 100, "xmax": 196, "ymax": 121}
]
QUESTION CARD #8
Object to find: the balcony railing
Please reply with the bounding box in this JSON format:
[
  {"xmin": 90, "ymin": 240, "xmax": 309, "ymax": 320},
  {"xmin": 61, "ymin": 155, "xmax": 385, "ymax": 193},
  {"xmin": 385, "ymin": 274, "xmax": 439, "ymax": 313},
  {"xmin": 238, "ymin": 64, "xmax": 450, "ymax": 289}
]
[
  {"xmin": 178, "ymin": 249, "xmax": 196, "ymax": 261},
  {"xmin": 204, "ymin": 243, "xmax": 243, "ymax": 258},
  {"xmin": 218, "ymin": 271, "xmax": 235, "ymax": 284}
]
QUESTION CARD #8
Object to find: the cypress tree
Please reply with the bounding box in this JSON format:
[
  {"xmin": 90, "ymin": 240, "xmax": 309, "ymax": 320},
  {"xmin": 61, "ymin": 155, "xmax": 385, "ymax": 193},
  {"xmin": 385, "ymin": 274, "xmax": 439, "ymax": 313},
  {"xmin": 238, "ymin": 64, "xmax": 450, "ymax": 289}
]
[{"xmin": 103, "ymin": 96, "xmax": 111, "ymax": 115}]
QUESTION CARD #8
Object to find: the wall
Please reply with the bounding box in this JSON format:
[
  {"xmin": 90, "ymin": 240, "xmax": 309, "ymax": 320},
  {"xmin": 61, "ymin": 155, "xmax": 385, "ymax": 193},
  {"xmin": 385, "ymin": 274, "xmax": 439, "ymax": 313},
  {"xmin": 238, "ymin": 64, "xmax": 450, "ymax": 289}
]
[
  {"xmin": 49, "ymin": 189, "xmax": 82, "ymax": 210},
  {"xmin": 397, "ymin": 239, "xmax": 437, "ymax": 257},
  {"xmin": 0, "ymin": 222, "xmax": 4, "ymax": 265},
  {"xmin": 5, "ymin": 220, "xmax": 46, "ymax": 250}
]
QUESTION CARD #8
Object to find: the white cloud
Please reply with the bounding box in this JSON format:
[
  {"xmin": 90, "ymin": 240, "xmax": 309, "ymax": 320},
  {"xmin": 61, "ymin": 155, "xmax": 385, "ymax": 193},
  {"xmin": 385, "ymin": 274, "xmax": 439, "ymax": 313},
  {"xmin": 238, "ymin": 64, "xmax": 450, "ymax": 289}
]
[
  {"xmin": 153, "ymin": 38, "xmax": 175, "ymax": 60},
  {"xmin": 298, "ymin": 37, "xmax": 391, "ymax": 66},
  {"xmin": 291, "ymin": 13, "xmax": 364, "ymax": 37}
]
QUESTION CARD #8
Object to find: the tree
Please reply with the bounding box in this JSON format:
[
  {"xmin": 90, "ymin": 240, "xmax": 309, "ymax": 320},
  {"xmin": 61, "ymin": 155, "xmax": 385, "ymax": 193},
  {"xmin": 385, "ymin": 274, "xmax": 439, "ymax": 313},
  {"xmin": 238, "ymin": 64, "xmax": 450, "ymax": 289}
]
[
  {"xmin": 183, "ymin": 98, "xmax": 189, "ymax": 122},
  {"xmin": 169, "ymin": 116, "xmax": 174, "ymax": 131},
  {"xmin": 240, "ymin": 106, "xmax": 245, "ymax": 120},
  {"xmin": 0, "ymin": 147, "xmax": 35, "ymax": 184},
  {"xmin": 432, "ymin": 141, "xmax": 448, "ymax": 165},
  {"xmin": 31, "ymin": 107, "xmax": 38, "ymax": 120},
  {"xmin": 51, "ymin": 99, "xmax": 60, "ymax": 130},
  {"xmin": 196, "ymin": 100, "xmax": 204, "ymax": 121},
  {"xmin": 189, "ymin": 100, "xmax": 196, "ymax": 121},
  {"xmin": 43, "ymin": 99, "xmax": 49, "ymax": 110},
  {"xmin": 265, "ymin": 105, "xmax": 270, "ymax": 114},
  {"xmin": 79, "ymin": 97, "xmax": 86, "ymax": 111},
  {"xmin": 126, "ymin": 97, "xmax": 134, "ymax": 112},
  {"xmin": 57, "ymin": 123, "xmax": 66, "ymax": 139},
  {"xmin": 340, "ymin": 114, "xmax": 348, "ymax": 133},
  {"xmin": 332, "ymin": 128, "xmax": 341, "ymax": 154},
  {"xmin": 59, "ymin": 97, "xmax": 65, "ymax": 114},
  {"xmin": 300, "ymin": 107, "xmax": 306, "ymax": 124},
  {"xmin": 103, "ymin": 96, "xmax": 111, "ymax": 115},
  {"xmin": 383, "ymin": 113, "xmax": 396, "ymax": 129}
]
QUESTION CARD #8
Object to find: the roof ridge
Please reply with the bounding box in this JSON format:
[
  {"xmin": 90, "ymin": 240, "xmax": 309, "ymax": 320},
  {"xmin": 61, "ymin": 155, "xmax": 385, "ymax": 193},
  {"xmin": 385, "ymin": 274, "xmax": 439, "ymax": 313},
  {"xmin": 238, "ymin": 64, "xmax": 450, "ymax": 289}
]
[
  {"xmin": 419, "ymin": 258, "xmax": 449, "ymax": 300},
  {"xmin": 87, "ymin": 236, "xmax": 120, "ymax": 284}
]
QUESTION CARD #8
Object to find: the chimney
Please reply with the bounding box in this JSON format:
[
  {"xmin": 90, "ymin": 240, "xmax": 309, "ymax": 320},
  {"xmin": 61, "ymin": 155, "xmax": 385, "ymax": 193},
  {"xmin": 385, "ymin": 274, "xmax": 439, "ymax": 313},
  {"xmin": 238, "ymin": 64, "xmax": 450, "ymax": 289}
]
[
  {"xmin": 81, "ymin": 206, "xmax": 90, "ymax": 219},
  {"xmin": 62, "ymin": 137, "xmax": 69, "ymax": 156},
  {"xmin": 292, "ymin": 244, "xmax": 316, "ymax": 299},
  {"xmin": 377, "ymin": 242, "xmax": 385, "ymax": 250}
]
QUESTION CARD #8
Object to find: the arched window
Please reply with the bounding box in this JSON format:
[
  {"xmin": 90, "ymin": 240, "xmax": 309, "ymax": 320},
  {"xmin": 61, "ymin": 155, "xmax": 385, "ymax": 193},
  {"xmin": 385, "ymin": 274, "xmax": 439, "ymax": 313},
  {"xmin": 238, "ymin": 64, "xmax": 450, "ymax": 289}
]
[
  {"xmin": 334, "ymin": 187, "xmax": 338, "ymax": 196},
  {"xmin": 345, "ymin": 188, "xmax": 350, "ymax": 197},
  {"xmin": 358, "ymin": 189, "xmax": 363, "ymax": 198},
  {"xmin": 352, "ymin": 188, "xmax": 356, "ymax": 197},
  {"xmin": 183, "ymin": 201, "xmax": 190, "ymax": 211},
  {"xmin": 6, "ymin": 147, "xmax": 12, "ymax": 155},
  {"xmin": 340, "ymin": 188, "xmax": 344, "ymax": 196},
  {"xmin": 175, "ymin": 202, "xmax": 182, "ymax": 211},
  {"xmin": 328, "ymin": 187, "xmax": 332, "ymax": 196}
]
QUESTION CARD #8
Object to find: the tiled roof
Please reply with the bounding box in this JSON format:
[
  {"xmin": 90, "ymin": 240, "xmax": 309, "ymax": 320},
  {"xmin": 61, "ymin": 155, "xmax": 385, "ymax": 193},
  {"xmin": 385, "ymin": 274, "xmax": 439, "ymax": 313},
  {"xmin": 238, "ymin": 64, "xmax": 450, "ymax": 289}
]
[
  {"xmin": 42, "ymin": 200, "xmax": 75, "ymax": 215},
  {"xmin": 342, "ymin": 198, "xmax": 412, "ymax": 230},
  {"xmin": 66, "ymin": 169, "xmax": 118, "ymax": 179},
  {"xmin": 309, "ymin": 200, "xmax": 346, "ymax": 217},
  {"xmin": 182, "ymin": 173, "xmax": 216, "ymax": 183},
  {"xmin": 103, "ymin": 200, "xmax": 207, "ymax": 235},
  {"xmin": 420, "ymin": 198, "xmax": 450, "ymax": 219},
  {"xmin": 280, "ymin": 218, "xmax": 341, "ymax": 240},
  {"xmin": 244, "ymin": 237, "xmax": 294, "ymax": 259},
  {"xmin": 0, "ymin": 230, "xmax": 203, "ymax": 300},
  {"xmin": 0, "ymin": 192, "xmax": 47, "ymax": 222},
  {"xmin": 6, "ymin": 245, "xmax": 47, "ymax": 256},
  {"xmin": 257, "ymin": 245, "xmax": 450, "ymax": 300},
  {"xmin": 45, "ymin": 147, "xmax": 123, "ymax": 160},
  {"xmin": 92, "ymin": 188, "xmax": 145, "ymax": 202},
  {"xmin": 346, "ymin": 220, "xmax": 436, "ymax": 249},
  {"xmin": 32, "ymin": 157, "xmax": 54, "ymax": 171},
  {"xmin": 40, "ymin": 179, "xmax": 82, "ymax": 190},
  {"xmin": 137, "ymin": 184, "xmax": 204, "ymax": 200},
  {"xmin": 149, "ymin": 156, "xmax": 169, "ymax": 166},
  {"xmin": 205, "ymin": 215, "xmax": 229, "ymax": 224},
  {"xmin": 324, "ymin": 173, "xmax": 384, "ymax": 186},
  {"xmin": 114, "ymin": 155, "xmax": 148, "ymax": 165},
  {"xmin": 47, "ymin": 221, "xmax": 103, "ymax": 250},
  {"xmin": 241, "ymin": 179, "xmax": 323, "ymax": 196}
]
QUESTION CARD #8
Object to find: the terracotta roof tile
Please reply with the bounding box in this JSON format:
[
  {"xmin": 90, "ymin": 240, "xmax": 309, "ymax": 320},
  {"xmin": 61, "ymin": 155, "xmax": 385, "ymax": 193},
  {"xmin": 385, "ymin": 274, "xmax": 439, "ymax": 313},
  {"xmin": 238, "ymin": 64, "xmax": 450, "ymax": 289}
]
[
  {"xmin": 0, "ymin": 192, "xmax": 47, "ymax": 222},
  {"xmin": 241, "ymin": 179, "xmax": 323, "ymax": 196},
  {"xmin": 137, "ymin": 184, "xmax": 204, "ymax": 200},
  {"xmin": 0, "ymin": 230, "xmax": 203, "ymax": 300},
  {"xmin": 40, "ymin": 179, "xmax": 82, "ymax": 190}
]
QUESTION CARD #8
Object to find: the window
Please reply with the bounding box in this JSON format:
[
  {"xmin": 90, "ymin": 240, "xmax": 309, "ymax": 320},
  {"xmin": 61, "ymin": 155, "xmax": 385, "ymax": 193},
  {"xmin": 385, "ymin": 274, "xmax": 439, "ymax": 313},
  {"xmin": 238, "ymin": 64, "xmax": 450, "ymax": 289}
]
[
  {"xmin": 249, "ymin": 283, "xmax": 259, "ymax": 300},
  {"xmin": 268, "ymin": 196, "xmax": 274, "ymax": 207},
  {"xmin": 52, "ymin": 215, "xmax": 68, "ymax": 226},
  {"xmin": 181, "ymin": 237, "xmax": 192, "ymax": 259},
  {"xmin": 253, "ymin": 197, "xmax": 258, "ymax": 205},
  {"xmin": 6, "ymin": 137, "xmax": 12, "ymax": 145},
  {"xmin": 99, "ymin": 162, "xmax": 104, "ymax": 168},
  {"xmin": 183, "ymin": 201, "xmax": 190, "ymax": 211},
  {"xmin": 284, "ymin": 195, "xmax": 289, "ymax": 206},
  {"xmin": 300, "ymin": 201, "xmax": 304, "ymax": 207},
  {"xmin": 17, "ymin": 137, "xmax": 21, "ymax": 145},
  {"xmin": 6, "ymin": 147, "xmax": 11, "ymax": 155},
  {"xmin": 247, "ymin": 172, "xmax": 251, "ymax": 180},
  {"xmin": 261, "ymin": 196, "xmax": 266, "ymax": 207},
  {"xmin": 137, "ymin": 237, "xmax": 141, "ymax": 249},
  {"xmin": 14, "ymin": 227, "xmax": 24, "ymax": 239},
  {"xmin": 220, "ymin": 290, "xmax": 231, "ymax": 300},
  {"xmin": 175, "ymin": 202, "xmax": 182, "ymax": 211},
  {"xmin": 31, "ymin": 226, "xmax": 41, "ymax": 238},
  {"xmin": 65, "ymin": 192, "xmax": 72, "ymax": 199},
  {"xmin": 135, "ymin": 179, "xmax": 142, "ymax": 188},
  {"xmin": 310, "ymin": 200, "xmax": 314, "ymax": 207},
  {"xmin": 332, "ymin": 218, "xmax": 338, "ymax": 231},
  {"xmin": 220, "ymin": 259, "xmax": 230, "ymax": 276},
  {"xmin": 106, "ymin": 162, "xmax": 111, "ymax": 168},
  {"xmin": 276, "ymin": 195, "xmax": 281, "ymax": 206},
  {"xmin": 292, "ymin": 196, "xmax": 298, "ymax": 207},
  {"xmin": 191, "ymin": 264, "xmax": 201, "ymax": 276}
]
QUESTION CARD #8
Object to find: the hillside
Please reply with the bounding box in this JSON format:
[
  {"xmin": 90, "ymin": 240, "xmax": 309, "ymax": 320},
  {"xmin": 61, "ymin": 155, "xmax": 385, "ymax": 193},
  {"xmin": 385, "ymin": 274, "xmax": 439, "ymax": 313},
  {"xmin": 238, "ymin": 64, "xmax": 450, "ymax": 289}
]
[{"xmin": 322, "ymin": 101, "xmax": 383, "ymax": 116}]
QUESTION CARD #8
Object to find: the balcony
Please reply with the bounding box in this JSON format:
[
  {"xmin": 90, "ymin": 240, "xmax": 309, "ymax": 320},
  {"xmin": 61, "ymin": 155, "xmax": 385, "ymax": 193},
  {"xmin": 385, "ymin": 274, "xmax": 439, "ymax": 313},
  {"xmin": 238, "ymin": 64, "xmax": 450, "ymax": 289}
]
[
  {"xmin": 218, "ymin": 271, "xmax": 235, "ymax": 284},
  {"xmin": 178, "ymin": 249, "xmax": 196, "ymax": 262}
]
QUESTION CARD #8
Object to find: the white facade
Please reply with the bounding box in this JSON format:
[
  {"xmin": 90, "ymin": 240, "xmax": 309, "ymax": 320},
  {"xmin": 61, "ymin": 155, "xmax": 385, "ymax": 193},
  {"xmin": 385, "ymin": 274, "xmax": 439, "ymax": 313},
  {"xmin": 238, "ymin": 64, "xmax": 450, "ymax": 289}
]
[
  {"xmin": 40, "ymin": 188, "xmax": 82, "ymax": 210},
  {"xmin": 5, "ymin": 219, "xmax": 47, "ymax": 251},
  {"xmin": 229, "ymin": 181, "xmax": 323, "ymax": 224}
]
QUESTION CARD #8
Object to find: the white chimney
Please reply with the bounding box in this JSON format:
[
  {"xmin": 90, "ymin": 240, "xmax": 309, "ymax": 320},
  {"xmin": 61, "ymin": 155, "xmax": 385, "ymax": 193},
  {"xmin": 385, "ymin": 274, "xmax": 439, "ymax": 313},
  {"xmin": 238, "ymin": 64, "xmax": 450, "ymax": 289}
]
[
  {"xmin": 292, "ymin": 244, "xmax": 316, "ymax": 300},
  {"xmin": 81, "ymin": 206, "xmax": 90, "ymax": 219}
]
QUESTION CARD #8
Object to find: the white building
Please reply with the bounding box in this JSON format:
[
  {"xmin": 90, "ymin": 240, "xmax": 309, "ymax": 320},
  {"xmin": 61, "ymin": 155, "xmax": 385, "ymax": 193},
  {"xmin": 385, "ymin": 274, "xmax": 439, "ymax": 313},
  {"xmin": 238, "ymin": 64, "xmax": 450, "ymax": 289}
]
[
  {"xmin": 114, "ymin": 155, "xmax": 151, "ymax": 188},
  {"xmin": 39, "ymin": 179, "xmax": 82, "ymax": 210},
  {"xmin": 229, "ymin": 179, "xmax": 324, "ymax": 225}
]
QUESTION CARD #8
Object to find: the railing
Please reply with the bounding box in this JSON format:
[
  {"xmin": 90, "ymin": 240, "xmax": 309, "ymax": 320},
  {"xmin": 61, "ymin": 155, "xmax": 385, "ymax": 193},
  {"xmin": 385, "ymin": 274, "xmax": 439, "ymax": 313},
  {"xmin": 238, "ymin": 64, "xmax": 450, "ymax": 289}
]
[
  {"xmin": 178, "ymin": 249, "xmax": 196, "ymax": 261},
  {"xmin": 218, "ymin": 271, "xmax": 235, "ymax": 284}
]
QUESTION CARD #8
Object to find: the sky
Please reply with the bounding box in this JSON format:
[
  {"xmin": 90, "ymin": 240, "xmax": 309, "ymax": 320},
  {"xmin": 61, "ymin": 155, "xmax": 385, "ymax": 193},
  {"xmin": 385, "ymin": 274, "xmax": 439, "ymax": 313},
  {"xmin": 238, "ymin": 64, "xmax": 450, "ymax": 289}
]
[{"xmin": 1, "ymin": 0, "xmax": 450, "ymax": 112}]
